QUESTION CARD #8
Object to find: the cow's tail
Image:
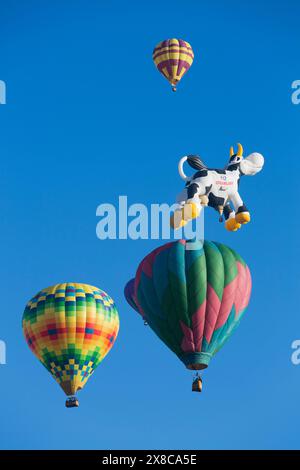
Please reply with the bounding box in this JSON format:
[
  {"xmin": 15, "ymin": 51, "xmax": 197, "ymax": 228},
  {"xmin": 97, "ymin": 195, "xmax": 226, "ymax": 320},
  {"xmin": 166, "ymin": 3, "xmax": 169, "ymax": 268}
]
[
  {"xmin": 178, "ymin": 156, "xmax": 189, "ymax": 181},
  {"xmin": 178, "ymin": 155, "xmax": 207, "ymax": 182}
]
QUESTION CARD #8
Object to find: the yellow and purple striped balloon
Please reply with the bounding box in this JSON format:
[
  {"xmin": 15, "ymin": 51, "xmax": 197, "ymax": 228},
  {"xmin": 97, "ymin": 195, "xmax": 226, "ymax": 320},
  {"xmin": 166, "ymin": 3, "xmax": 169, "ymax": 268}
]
[{"xmin": 152, "ymin": 38, "xmax": 194, "ymax": 91}]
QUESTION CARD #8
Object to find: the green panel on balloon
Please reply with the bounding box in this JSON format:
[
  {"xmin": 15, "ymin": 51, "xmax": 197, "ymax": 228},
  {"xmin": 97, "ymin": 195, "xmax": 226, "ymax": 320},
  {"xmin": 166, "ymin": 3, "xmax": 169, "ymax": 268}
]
[{"xmin": 124, "ymin": 240, "xmax": 252, "ymax": 371}]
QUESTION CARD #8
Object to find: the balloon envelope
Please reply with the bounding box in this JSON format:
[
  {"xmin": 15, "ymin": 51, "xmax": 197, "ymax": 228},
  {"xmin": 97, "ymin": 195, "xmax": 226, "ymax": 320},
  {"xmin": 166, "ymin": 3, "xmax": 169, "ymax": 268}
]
[
  {"xmin": 125, "ymin": 240, "xmax": 251, "ymax": 370},
  {"xmin": 23, "ymin": 283, "xmax": 119, "ymax": 396},
  {"xmin": 152, "ymin": 38, "xmax": 194, "ymax": 89}
]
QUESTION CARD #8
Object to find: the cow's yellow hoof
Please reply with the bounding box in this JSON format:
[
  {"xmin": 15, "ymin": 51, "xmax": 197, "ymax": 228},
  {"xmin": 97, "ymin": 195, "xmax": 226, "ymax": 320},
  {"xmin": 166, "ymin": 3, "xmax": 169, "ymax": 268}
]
[
  {"xmin": 183, "ymin": 203, "xmax": 200, "ymax": 221},
  {"xmin": 225, "ymin": 218, "xmax": 241, "ymax": 232},
  {"xmin": 235, "ymin": 212, "xmax": 250, "ymax": 224},
  {"xmin": 170, "ymin": 212, "xmax": 188, "ymax": 230},
  {"xmin": 170, "ymin": 203, "xmax": 200, "ymax": 229}
]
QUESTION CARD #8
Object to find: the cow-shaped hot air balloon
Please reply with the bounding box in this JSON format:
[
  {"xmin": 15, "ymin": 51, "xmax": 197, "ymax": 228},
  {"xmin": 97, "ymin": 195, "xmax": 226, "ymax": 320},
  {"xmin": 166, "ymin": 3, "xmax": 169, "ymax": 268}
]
[
  {"xmin": 153, "ymin": 38, "xmax": 194, "ymax": 91},
  {"xmin": 170, "ymin": 143, "xmax": 264, "ymax": 231},
  {"xmin": 23, "ymin": 283, "xmax": 119, "ymax": 407},
  {"xmin": 125, "ymin": 240, "xmax": 252, "ymax": 391}
]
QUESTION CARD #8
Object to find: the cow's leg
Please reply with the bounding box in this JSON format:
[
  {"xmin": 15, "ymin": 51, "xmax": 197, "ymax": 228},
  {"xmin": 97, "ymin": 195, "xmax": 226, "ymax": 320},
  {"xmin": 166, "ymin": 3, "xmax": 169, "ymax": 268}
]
[
  {"xmin": 185, "ymin": 183, "xmax": 203, "ymax": 219},
  {"xmin": 230, "ymin": 192, "xmax": 250, "ymax": 225},
  {"xmin": 170, "ymin": 183, "xmax": 203, "ymax": 229},
  {"xmin": 223, "ymin": 203, "xmax": 241, "ymax": 232}
]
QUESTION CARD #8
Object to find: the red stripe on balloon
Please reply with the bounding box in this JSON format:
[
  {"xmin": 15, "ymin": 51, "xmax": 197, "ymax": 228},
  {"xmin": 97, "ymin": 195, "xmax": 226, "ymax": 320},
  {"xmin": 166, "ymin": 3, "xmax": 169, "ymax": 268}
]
[
  {"xmin": 180, "ymin": 301, "xmax": 206, "ymax": 353},
  {"xmin": 234, "ymin": 263, "xmax": 252, "ymax": 316},
  {"xmin": 180, "ymin": 320, "xmax": 195, "ymax": 352},
  {"xmin": 191, "ymin": 302, "xmax": 206, "ymax": 351},
  {"xmin": 203, "ymin": 284, "xmax": 221, "ymax": 343},
  {"xmin": 215, "ymin": 276, "xmax": 238, "ymax": 330}
]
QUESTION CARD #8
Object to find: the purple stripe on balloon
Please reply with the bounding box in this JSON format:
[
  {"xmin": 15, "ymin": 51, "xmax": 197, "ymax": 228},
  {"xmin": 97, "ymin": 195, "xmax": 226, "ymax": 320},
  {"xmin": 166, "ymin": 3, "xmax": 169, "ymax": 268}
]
[
  {"xmin": 177, "ymin": 60, "xmax": 189, "ymax": 77},
  {"xmin": 157, "ymin": 59, "xmax": 191, "ymax": 80},
  {"xmin": 157, "ymin": 59, "xmax": 179, "ymax": 70},
  {"xmin": 159, "ymin": 40, "xmax": 170, "ymax": 48},
  {"xmin": 153, "ymin": 41, "xmax": 193, "ymax": 55},
  {"xmin": 154, "ymin": 43, "xmax": 193, "ymax": 51},
  {"xmin": 178, "ymin": 39, "xmax": 188, "ymax": 47},
  {"xmin": 153, "ymin": 49, "xmax": 194, "ymax": 61},
  {"xmin": 153, "ymin": 45, "xmax": 193, "ymax": 57},
  {"xmin": 157, "ymin": 61, "xmax": 172, "ymax": 79},
  {"xmin": 124, "ymin": 279, "xmax": 139, "ymax": 313}
]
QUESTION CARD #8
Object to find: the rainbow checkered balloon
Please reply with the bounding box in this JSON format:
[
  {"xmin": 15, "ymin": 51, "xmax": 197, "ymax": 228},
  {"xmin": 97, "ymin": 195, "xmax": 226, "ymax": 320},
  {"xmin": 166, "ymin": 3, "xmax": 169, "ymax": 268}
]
[{"xmin": 23, "ymin": 283, "xmax": 119, "ymax": 398}]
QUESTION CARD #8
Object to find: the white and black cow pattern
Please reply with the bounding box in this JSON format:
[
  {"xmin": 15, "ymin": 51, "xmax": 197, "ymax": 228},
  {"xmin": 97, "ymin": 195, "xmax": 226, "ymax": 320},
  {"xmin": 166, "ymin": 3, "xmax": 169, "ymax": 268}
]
[{"xmin": 174, "ymin": 144, "xmax": 264, "ymax": 227}]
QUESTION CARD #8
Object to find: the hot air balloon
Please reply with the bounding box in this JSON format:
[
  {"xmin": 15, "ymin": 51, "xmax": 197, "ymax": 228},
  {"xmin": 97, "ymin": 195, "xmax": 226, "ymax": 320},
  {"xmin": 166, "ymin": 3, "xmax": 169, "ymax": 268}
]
[
  {"xmin": 124, "ymin": 240, "xmax": 251, "ymax": 391},
  {"xmin": 152, "ymin": 38, "xmax": 194, "ymax": 91},
  {"xmin": 23, "ymin": 283, "xmax": 119, "ymax": 407},
  {"xmin": 171, "ymin": 144, "xmax": 264, "ymax": 231}
]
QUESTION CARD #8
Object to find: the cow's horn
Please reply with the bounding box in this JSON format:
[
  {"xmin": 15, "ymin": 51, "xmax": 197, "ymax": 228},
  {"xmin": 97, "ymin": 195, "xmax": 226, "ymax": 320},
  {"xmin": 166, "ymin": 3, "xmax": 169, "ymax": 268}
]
[
  {"xmin": 237, "ymin": 142, "xmax": 243, "ymax": 156},
  {"xmin": 229, "ymin": 146, "xmax": 234, "ymax": 157}
]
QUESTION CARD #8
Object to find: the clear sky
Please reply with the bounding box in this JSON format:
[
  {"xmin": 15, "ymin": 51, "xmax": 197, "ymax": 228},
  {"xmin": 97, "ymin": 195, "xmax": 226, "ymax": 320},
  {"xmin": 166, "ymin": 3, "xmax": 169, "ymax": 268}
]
[{"xmin": 0, "ymin": 0, "xmax": 300, "ymax": 450}]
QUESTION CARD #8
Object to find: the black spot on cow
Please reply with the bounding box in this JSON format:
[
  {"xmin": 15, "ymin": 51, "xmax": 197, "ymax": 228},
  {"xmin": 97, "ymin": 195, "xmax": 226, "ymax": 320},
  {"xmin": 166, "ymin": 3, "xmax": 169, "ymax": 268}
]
[
  {"xmin": 192, "ymin": 170, "xmax": 208, "ymax": 179},
  {"xmin": 226, "ymin": 163, "xmax": 240, "ymax": 172},
  {"xmin": 208, "ymin": 192, "xmax": 225, "ymax": 209},
  {"xmin": 187, "ymin": 183, "xmax": 199, "ymax": 199},
  {"xmin": 223, "ymin": 204, "xmax": 233, "ymax": 220},
  {"xmin": 236, "ymin": 204, "xmax": 248, "ymax": 214}
]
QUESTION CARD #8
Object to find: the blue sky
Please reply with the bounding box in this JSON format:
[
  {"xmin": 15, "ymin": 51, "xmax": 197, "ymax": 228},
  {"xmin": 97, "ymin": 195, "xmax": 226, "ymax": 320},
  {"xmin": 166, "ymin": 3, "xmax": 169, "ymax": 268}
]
[{"xmin": 0, "ymin": 0, "xmax": 300, "ymax": 450}]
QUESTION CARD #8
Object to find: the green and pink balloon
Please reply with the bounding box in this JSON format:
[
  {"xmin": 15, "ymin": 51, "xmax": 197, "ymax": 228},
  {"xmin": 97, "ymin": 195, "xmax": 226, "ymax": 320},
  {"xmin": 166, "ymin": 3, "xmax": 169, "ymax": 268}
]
[{"xmin": 124, "ymin": 240, "xmax": 252, "ymax": 381}]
